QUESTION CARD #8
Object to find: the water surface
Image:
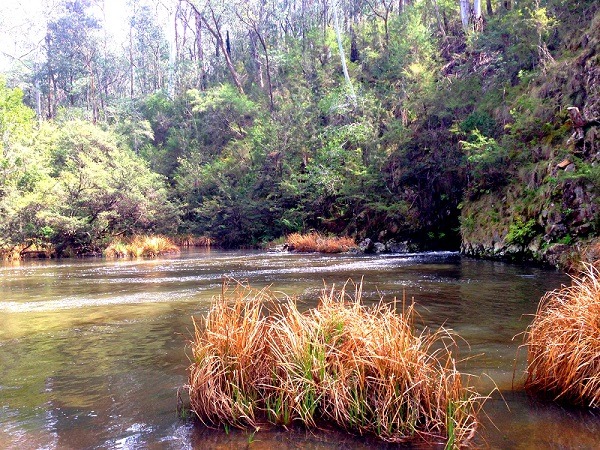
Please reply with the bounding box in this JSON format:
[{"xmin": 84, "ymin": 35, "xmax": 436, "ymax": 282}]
[{"xmin": 1, "ymin": 250, "xmax": 599, "ymax": 449}]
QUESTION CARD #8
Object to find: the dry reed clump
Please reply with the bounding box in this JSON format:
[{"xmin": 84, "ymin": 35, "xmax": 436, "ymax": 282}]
[
  {"xmin": 173, "ymin": 234, "xmax": 213, "ymax": 248},
  {"xmin": 104, "ymin": 235, "xmax": 179, "ymax": 258},
  {"xmin": 565, "ymin": 239, "xmax": 600, "ymax": 273},
  {"xmin": 0, "ymin": 243, "xmax": 55, "ymax": 260},
  {"xmin": 286, "ymin": 232, "xmax": 357, "ymax": 253},
  {"xmin": 187, "ymin": 280, "xmax": 482, "ymax": 446},
  {"xmin": 524, "ymin": 264, "xmax": 600, "ymax": 407}
]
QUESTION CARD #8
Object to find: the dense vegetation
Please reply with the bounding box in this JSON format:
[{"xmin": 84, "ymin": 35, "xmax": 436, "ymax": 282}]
[{"xmin": 1, "ymin": 0, "xmax": 598, "ymax": 262}]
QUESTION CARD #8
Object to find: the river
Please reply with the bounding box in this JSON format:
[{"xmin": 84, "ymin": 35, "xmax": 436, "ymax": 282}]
[{"xmin": 1, "ymin": 249, "xmax": 599, "ymax": 449}]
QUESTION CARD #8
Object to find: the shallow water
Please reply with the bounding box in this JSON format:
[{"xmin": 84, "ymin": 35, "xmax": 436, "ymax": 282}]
[{"xmin": 1, "ymin": 249, "xmax": 599, "ymax": 449}]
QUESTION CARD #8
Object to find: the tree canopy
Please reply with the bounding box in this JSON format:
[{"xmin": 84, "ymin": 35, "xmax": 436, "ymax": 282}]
[{"xmin": 0, "ymin": 0, "xmax": 598, "ymax": 261}]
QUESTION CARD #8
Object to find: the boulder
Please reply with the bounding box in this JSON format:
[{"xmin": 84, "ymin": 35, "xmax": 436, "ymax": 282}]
[
  {"xmin": 386, "ymin": 239, "xmax": 411, "ymax": 253},
  {"xmin": 358, "ymin": 238, "xmax": 373, "ymax": 253},
  {"xmin": 373, "ymin": 242, "xmax": 386, "ymax": 253}
]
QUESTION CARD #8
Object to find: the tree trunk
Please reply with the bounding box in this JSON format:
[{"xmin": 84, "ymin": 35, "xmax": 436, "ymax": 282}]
[
  {"xmin": 332, "ymin": 1, "xmax": 356, "ymax": 106},
  {"xmin": 129, "ymin": 26, "xmax": 134, "ymax": 98},
  {"xmin": 473, "ymin": 0, "xmax": 482, "ymax": 19},
  {"xmin": 459, "ymin": 0, "xmax": 471, "ymax": 31},
  {"xmin": 350, "ymin": 26, "xmax": 359, "ymax": 62},
  {"xmin": 255, "ymin": 31, "xmax": 274, "ymax": 111},
  {"xmin": 432, "ymin": 0, "xmax": 447, "ymax": 41},
  {"xmin": 187, "ymin": 2, "xmax": 244, "ymax": 94},
  {"xmin": 194, "ymin": 10, "xmax": 206, "ymax": 89},
  {"xmin": 250, "ymin": 32, "xmax": 264, "ymax": 88}
]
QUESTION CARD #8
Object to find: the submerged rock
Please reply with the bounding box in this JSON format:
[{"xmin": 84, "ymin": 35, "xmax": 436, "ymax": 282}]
[
  {"xmin": 358, "ymin": 238, "xmax": 373, "ymax": 253},
  {"xmin": 373, "ymin": 242, "xmax": 386, "ymax": 253},
  {"xmin": 386, "ymin": 239, "xmax": 411, "ymax": 253}
]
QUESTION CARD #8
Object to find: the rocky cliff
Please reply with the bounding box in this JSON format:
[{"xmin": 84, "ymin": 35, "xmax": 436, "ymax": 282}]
[{"xmin": 460, "ymin": 6, "xmax": 600, "ymax": 268}]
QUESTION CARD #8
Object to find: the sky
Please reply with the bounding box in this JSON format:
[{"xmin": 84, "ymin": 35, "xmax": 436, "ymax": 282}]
[{"xmin": 0, "ymin": 0, "xmax": 173, "ymax": 72}]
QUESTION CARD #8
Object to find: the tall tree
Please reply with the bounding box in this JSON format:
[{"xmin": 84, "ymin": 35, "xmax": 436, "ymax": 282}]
[
  {"xmin": 41, "ymin": 0, "xmax": 100, "ymax": 119},
  {"xmin": 184, "ymin": 0, "xmax": 245, "ymax": 95},
  {"xmin": 364, "ymin": 0, "xmax": 396, "ymax": 45},
  {"xmin": 236, "ymin": 0, "xmax": 275, "ymax": 109},
  {"xmin": 127, "ymin": 0, "xmax": 170, "ymax": 97},
  {"xmin": 332, "ymin": 0, "xmax": 356, "ymax": 105}
]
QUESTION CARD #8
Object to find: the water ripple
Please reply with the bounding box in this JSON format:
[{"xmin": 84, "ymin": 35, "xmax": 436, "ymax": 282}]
[{"xmin": 0, "ymin": 288, "xmax": 205, "ymax": 313}]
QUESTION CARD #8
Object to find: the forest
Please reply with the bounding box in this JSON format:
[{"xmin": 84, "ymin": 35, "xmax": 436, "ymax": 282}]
[{"xmin": 0, "ymin": 0, "xmax": 599, "ymax": 265}]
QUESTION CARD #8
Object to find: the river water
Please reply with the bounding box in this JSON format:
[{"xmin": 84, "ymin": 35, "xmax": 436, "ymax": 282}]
[{"xmin": 1, "ymin": 249, "xmax": 599, "ymax": 449}]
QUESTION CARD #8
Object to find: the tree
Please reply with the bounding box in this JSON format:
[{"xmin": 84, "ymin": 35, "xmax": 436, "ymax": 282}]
[
  {"xmin": 0, "ymin": 77, "xmax": 35, "ymax": 153},
  {"xmin": 332, "ymin": 0, "xmax": 356, "ymax": 106},
  {"xmin": 460, "ymin": 0, "xmax": 484, "ymax": 32},
  {"xmin": 364, "ymin": 0, "xmax": 396, "ymax": 45},
  {"xmin": 184, "ymin": 0, "xmax": 245, "ymax": 94},
  {"xmin": 127, "ymin": 0, "xmax": 171, "ymax": 97},
  {"xmin": 41, "ymin": 0, "xmax": 100, "ymax": 119},
  {"xmin": 236, "ymin": 0, "xmax": 276, "ymax": 110},
  {"xmin": 42, "ymin": 120, "xmax": 178, "ymax": 253}
]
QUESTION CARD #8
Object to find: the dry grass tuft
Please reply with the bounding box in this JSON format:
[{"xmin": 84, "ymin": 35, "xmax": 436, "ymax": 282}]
[
  {"xmin": 0, "ymin": 243, "xmax": 55, "ymax": 260},
  {"xmin": 173, "ymin": 234, "xmax": 213, "ymax": 248},
  {"xmin": 187, "ymin": 280, "xmax": 482, "ymax": 446},
  {"xmin": 525, "ymin": 264, "xmax": 600, "ymax": 407},
  {"xmin": 286, "ymin": 232, "xmax": 356, "ymax": 253},
  {"xmin": 104, "ymin": 235, "xmax": 179, "ymax": 258},
  {"xmin": 567, "ymin": 239, "xmax": 600, "ymax": 273}
]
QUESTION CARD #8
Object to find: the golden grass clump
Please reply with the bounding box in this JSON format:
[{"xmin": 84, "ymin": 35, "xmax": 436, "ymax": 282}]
[
  {"xmin": 564, "ymin": 239, "xmax": 600, "ymax": 273},
  {"xmin": 187, "ymin": 280, "xmax": 481, "ymax": 446},
  {"xmin": 286, "ymin": 232, "xmax": 357, "ymax": 253},
  {"xmin": 173, "ymin": 234, "xmax": 213, "ymax": 248},
  {"xmin": 525, "ymin": 264, "xmax": 600, "ymax": 407},
  {"xmin": 0, "ymin": 243, "xmax": 55, "ymax": 260},
  {"xmin": 104, "ymin": 235, "xmax": 179, "ymax": 258}
]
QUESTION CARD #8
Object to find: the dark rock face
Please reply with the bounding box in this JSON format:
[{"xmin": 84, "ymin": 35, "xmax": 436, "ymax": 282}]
[{"xmin": 459, "ymin": 23, "xmax": 600, "ymax": 269}]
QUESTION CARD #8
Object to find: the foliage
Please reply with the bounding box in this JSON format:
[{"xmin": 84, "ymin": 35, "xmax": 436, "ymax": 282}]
[
  {"xmin": 0, "ymin": 107, "xmax": 178, "ymax": 254},
  {"xmin": 1, "ymin": 0, "xmax": 599, "ymax": 256},
  {"xmin": 460, "ymin": 129, "xmax": 507, "ymax": 197},
  {"xmin": 506, "ymin": 218, "xmax": 538, "ymax": 247}
]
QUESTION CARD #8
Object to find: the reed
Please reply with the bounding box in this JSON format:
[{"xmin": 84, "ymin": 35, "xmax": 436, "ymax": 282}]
[
  {"xmin": 173, "ymin": 234, "xmax": 213, "ymax": 248},
  {"xmin": 565, "ymin": 239, "xmax": 600, "ymax": 273},
  {"xmin": 524, "ymin": 264, "xmax": 600, "ymax": 407},
  {"xmin": 187, "ymin": 280, "xmax": 481, "ymax": 446},
  {"xmin": 286, "ymin": 232, "xmax": 357, "ymax": 253},
  {"xmin": 0, "ymin": 243, "xmax": 55, "ymax": 260},
  {"xmin": 104, "ymin": 235, "xmax": 179, "ymax": 258}
]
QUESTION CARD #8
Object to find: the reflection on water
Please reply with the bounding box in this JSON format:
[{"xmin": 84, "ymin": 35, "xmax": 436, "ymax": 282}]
[{"xmin": 1, "ymin": 249, "xmax": 599, "ymax": 449}]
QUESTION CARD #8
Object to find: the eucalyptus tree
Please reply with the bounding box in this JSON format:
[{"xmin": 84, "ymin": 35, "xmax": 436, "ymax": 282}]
[
  {"xmin": 173, "ymin": 0, "xmax": 208, "ymax": 91},
  {"xmin": 459, "ymin": 0, "xmax": 484, "ymax": 31},
  {"xmin": 127, "ymin": 0, "xmax": 171, "ymax": 97},
  {"xmin": 364, "ymin": 0, "xmax": 396, "ymax": 45},
  {"xmin": 235, "ymin": 0, "xmax": 277, "ymax": 109},
  {"xmin": 183, "ymin": 0, "xmax": 245, "ymax": 94},
  {"xmin": 41, "ymin": 0, "xmax": 101, "ymax": 119}
]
